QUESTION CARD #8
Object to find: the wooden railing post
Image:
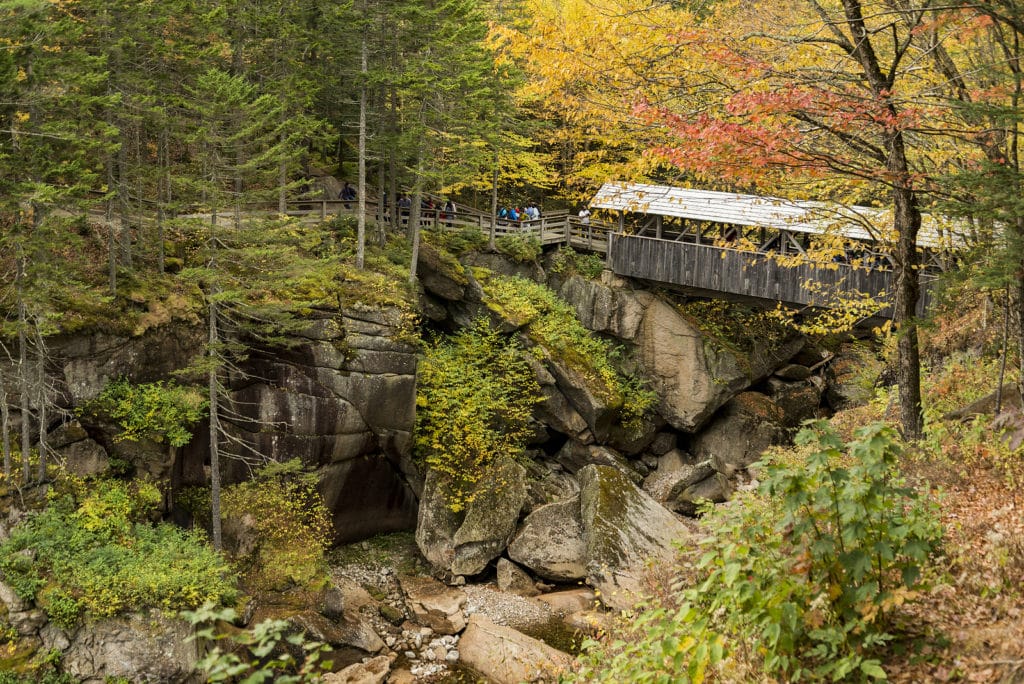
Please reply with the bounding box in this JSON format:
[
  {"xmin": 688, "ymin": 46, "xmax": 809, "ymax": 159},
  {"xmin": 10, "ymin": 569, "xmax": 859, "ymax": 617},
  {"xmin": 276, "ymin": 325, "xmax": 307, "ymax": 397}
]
[{"xmin": 320, "ymin": 200, "xmax": 327, "ymax": 221}]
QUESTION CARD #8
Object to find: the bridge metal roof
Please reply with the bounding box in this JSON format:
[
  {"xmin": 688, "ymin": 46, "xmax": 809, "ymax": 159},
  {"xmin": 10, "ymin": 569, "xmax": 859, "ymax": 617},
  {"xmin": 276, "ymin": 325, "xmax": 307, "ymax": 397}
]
[{"xmin": 590, "ymin": 182, "xmax": 964, "ymax": 249}]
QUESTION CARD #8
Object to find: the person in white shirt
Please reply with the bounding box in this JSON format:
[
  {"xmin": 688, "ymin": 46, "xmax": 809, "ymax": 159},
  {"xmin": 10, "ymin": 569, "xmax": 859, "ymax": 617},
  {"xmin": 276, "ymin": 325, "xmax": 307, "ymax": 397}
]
[{"xmin": 578, "ymin": 206, "xmax": 591, "ymax": 225}]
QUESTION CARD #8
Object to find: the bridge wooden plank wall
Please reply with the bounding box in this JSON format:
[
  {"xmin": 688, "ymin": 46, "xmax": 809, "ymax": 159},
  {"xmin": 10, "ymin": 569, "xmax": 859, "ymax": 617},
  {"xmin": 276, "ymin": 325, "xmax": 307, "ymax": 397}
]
[{"xmin": 608, "ymin": 234, "xmax": 932, "ymax": 318}]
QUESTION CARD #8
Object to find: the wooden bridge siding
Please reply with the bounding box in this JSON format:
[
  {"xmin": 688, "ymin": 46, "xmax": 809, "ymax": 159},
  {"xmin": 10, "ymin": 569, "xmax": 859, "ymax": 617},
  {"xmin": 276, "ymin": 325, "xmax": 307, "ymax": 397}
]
[{"xmin": 609, "ymin": 235, "xmax": 931, "ymax": 316}]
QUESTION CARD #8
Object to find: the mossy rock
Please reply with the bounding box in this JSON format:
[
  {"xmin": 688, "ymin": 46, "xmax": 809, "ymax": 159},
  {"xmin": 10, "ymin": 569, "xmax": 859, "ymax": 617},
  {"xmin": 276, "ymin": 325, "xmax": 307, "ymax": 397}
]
[
  {"xmin": 0, "ymin": 637, "xmax": 41, "ymax": 673},
  {"xmin": 578, "ymin": 465, "xmax": 691, "ymax": 610}
]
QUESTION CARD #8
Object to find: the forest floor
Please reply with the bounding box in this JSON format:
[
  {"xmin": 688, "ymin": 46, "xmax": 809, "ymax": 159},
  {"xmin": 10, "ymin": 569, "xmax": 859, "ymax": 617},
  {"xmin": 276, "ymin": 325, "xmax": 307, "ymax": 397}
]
[{"xmin": 887, "ymin": 463, "xmax": 1024, "ymax": 683}]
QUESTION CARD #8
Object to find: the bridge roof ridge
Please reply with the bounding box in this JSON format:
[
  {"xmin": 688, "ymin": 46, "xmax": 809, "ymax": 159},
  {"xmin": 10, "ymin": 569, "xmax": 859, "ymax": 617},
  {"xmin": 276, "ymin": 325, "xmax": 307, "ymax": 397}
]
[{"xmin": 590, "ymin": 181, "xmax": 967, "ymax": 249}]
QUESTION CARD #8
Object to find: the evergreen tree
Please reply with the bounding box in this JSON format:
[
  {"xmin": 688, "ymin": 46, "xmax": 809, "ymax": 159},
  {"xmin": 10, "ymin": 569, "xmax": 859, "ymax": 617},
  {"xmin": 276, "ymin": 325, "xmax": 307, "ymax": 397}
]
[
  {"xmin": 0, "ymin": 0, "xmax": 117, "ymax": 482},
  {"xmin": 179, "ymin": 68, "xmax": 327, "ymax": 549}
]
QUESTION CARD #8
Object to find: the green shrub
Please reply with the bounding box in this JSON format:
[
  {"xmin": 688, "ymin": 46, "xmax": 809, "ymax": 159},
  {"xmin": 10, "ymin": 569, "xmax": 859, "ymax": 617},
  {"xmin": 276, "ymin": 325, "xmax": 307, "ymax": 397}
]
[
  {"xmin": 221, "ymin": 459, "xmax": 334, "ymax": 591},
  {"xmin": 495, "ymin": 233, "xmax": 542, "ymax": 263},
  {"xmin": 0, "ymin": 477, "xmax": 236, "ymax": 627},
  {"xmin": 183, "ymin": 602, "xmax": 332, "ymax": 683},
  {"xmin": 570, "ymin": 422, "xmax": 942, "ymax": 683},
  {"xmin": 82, "ymin": 379, "xmax": 208, "ymax": 447},
  {"xmin": 414, "ymin": 318, "xmax": 542, "ymax": 511},
  {"xmin": 426, "ymin": 225, "xmax": 488, "ymax": 255},
  {"xmin": 549, "ymin": 246, "xmax": 605, "ymax": 279},
  {"xmin": 680, "ymin": 299, "xmax": 791, "ymax": 357},
  {"xmin": 480, "ymin": 275, "xmax": 656, "ymax": 430}
]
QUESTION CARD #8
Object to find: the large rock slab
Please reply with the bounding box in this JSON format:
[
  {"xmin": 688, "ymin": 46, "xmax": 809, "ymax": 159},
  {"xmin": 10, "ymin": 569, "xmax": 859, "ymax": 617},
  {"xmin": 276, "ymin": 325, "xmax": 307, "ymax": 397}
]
[
  {"xmin": 690, "ymin": 392, "xmax": 786, "ymax": 477},
  {"xmin": 496, "ymin": 558, "xmax": 541, "ymax": 597},
  {"xmin": 824, "ymin": 343, "xmax": 880, "ymax": 410},
  {"xmin": 766, "ymin": 376, "xmax": 824, "ymax": 427},
  {"xmin": 398, "ymin": 575, "xmax": 467, "ymax": 635},
  {"xmin": 636, "ymin": 298, "xmax": 803, "ymax": 432},
  {"xmin": 323, "ymin": 655, "xmax": 391, "ymax": 684},
  {"xmin": 641, "ymin": 449, "xmax": 714, "ymax": 504},
  {"xmin": 529, "ymin": 357, "xmax": 592, "ymax": 442},
  {"xmin": 417, "ymin": 243, "xmax": 469, "ymax": 301},
  {"xmin": 459, "ymin": 614, "xmax": 572, "ymax": 684},
  {"xmin": 545, "ymin": 358, "xmax": 616, "ymax": 442},
  {"xmin": 558, "ymin": 273, "xmax": 653, "ymax": 341},
  {"xmin": 61, "ymin": 611, "xmax": 198, "ymax": 683},
  {"xmin": 552, "ymin": 441, "xmax": 641, "ymax": 482},
  {"xmin": 578, "ymin": 464, "xmax": 691, "ymax": 610},
  {"xmin": 508, "ymin": 496, "xmax": 587, "ymax": 582},
  {"xmin": 287, "ymin": 611, "xmax": 386, "ymax": 654},
  {"xmin": 416, "ymin": 457, "xmax": 528, "ymax": 577}
]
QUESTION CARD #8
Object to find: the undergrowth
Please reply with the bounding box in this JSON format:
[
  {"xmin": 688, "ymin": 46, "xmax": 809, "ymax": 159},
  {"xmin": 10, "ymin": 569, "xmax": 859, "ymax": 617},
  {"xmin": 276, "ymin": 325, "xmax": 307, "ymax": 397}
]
[
  {"xmin": 570, "ymin": 422, "xmax": 942, "ymax": 683},
  {"xmin": 414, "ymin": 318, "xmax": 541, "ymax": 511},
  {"xmin": 479, "ymin": 274, "xmax": 656, "ymax": 431},
  {"xmin": 0, "ymin": 476, "xmax": 236, "ymax": 629}
]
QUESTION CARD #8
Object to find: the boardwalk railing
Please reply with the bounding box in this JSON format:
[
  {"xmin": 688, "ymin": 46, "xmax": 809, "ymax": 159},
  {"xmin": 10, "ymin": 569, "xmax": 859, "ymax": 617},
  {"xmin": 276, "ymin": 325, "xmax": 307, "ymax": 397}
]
[{"xmin": 177, "ymin": 197, "xmax": 923, "ymax": 319}]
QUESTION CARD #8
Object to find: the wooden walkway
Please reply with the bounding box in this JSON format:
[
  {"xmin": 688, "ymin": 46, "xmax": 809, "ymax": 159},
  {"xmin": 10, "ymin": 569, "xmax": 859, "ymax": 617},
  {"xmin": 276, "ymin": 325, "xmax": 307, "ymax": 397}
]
[{"xmin": 202, "ymin": 197, "xmax": 931, "ymax": 320}]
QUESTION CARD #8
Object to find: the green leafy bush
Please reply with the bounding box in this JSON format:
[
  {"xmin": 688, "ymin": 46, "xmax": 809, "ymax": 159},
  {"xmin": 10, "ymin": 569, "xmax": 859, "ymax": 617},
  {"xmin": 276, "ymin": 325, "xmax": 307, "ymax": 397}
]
[
  {"xmin": 570, "ymin": 422, "xmax": 942, "ymax": 683},
  {"xmin": 221, "ymin": 459, "xmax": 334, "ymax": 591},
  {"xmin": 549, "ymin": 246, "xmax": 605, "ymax": 279},
  {"xmin": 480, "ymin": 275, "xmax": 656, "ymax": 430},
  {"xmin": 680, "ymin": 299, "xmax": 791, "ymax": 357},
  {"xmin": 426, "ymin": 225, "xmax": 488, "ymax": 255},
  {"xmin": 414, "ymin": 318, "xmax": 542, "ymax": 511},
  {"xmin": 0, "ymin": 478, "xmax": 236, "ymax": 627},
  {"xmin": 495, "ymin": 233, "xmax": 542, "ymax": 263},
  {"xmin": 183, "ymin": 602, "xmax": 332, "ymax": 683},
  {"xmin": 82, "ymin": 379, "xmax": 208, "ymax": 447}
]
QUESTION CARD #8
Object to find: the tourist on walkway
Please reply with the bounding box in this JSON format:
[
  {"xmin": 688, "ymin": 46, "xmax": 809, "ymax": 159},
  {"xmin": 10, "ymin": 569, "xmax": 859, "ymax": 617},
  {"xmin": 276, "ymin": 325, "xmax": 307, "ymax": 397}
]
[
  {"xmin": 578, "ymin": 206, "xmax": 591, "ymax": 225},
  {"xmin": 398, "ymin": 195, "xmax": 412, "ymax": 225},
  {"xmin": 443, "ymin": 199, "xmax": 456, "ymax": 228},
  {"xmin": 339, "ymin": 181, "xmax": 356, "ymax": 209}
]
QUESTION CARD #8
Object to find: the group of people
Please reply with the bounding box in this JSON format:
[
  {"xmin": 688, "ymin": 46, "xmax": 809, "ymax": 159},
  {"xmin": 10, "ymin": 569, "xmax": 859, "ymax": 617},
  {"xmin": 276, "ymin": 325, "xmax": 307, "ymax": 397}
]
[{"xmin": 497, "ymin": 203, "xmax": 541, "ymax": 223}]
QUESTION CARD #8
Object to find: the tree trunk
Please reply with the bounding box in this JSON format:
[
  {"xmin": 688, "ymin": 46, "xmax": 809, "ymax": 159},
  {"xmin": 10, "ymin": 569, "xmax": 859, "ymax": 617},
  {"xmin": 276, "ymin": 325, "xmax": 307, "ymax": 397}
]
[
  {"xmin": 106, "ymin": 154, "xmax": 118, "ymax": 295},
  {"xmin": 839, "ymin": 0, "xmax": 924, "ymax": 438},
  {"xmin": 489, "ymin": 150, "xmax": 499, "ymax": 251},
  {"xmin": 208, "ymin": 298, "xmax": 223, "ymax": 551},
  {"xmin": 377, "ymin": 143, "xmax": 388, "ymax": 246},
  {"xmin": 891, "ymin": 165, "xmax": 923, "ymax": 439},
  {"xmin": 2, "ymin": 369, "xmax": 11, "ymax": 481},
  {"xmin": 279, "ymin": 129, "xmax": 288, "ymax": 214},
  {"xmin": 35, "ymin": 331, "xmax": 47, "ymax": 484},
  {"xmin": 357, "ymin": 10, "xmax": 368, "ymax": 270},
  {"xmin": 17, "ymin": 256, "xmax": 31, "ymax": 487},
  {"xmin": 157, "ymin": 125, "xmax": 170, "ymax": 274},
  {"xmin": 408, "ymin": 150, "xmax": 425, "ymax": 284}
]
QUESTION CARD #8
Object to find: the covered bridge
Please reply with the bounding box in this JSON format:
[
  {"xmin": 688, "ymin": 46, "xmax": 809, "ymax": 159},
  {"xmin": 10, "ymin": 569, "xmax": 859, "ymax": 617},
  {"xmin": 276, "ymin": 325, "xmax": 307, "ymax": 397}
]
[{"xmin": 591, "ymin": 182, "xmax": 963, "ymax": 319}]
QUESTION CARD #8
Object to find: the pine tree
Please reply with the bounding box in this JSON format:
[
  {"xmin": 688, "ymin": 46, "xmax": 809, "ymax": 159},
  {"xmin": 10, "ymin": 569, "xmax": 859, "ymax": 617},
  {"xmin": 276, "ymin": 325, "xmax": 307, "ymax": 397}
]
[{"xmin": 179, "ymin": 68, "xmax": 328, "ymax": 549}]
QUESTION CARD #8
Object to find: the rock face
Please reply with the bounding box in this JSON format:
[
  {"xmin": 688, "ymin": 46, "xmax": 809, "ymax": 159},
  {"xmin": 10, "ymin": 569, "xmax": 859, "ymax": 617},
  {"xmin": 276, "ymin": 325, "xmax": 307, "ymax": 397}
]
[
  {"xmin": 191, "ymin": 308, "xmax": 420, "ymax": 543},
  {"xmin": 559, "ymin": 273, "xmax": 653, "ymax": 341},
  {"xmin": 10, "ymin": 305, "xmax": 421, "ymax": 545},
  {"xmin": 691, "ymin": 392, "xmax": 786, "ymax": 476},
  {"xmin": 636, "ymin": 298, "xmax": 803, "ymax": 432},
  {"xmin": 508, "ymin": 496, "xmax": 588, "ymax": 582},
  {"xmin": 458, "ymin": 614, "xmax": 572, "ymax": 684},
  {"xmin": 578, "ymin": 465, "xmax": 691, "ymax": 610},
  {"xmin": 416, "ymin": 457, "xmax": 528, "ymax": 577},
  {"xmin": 60, "ymin": 612, "xmax": 198, "ymax": 683}
]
